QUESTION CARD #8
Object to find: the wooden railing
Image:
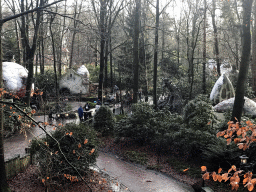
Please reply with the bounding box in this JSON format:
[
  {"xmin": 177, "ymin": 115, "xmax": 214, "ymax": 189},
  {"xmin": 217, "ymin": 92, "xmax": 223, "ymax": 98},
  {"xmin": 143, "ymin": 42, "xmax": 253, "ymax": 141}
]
[{"xmin": 5, "ymin": 154, "xmax": 31, "ymax": 179}]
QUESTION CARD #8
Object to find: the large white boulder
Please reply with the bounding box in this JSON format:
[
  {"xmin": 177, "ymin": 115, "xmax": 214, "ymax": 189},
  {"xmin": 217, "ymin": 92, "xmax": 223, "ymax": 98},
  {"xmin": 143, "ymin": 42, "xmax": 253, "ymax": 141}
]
[{"xmin": 3, "ymin": 62, "xmax": 28, "ymax": 91}]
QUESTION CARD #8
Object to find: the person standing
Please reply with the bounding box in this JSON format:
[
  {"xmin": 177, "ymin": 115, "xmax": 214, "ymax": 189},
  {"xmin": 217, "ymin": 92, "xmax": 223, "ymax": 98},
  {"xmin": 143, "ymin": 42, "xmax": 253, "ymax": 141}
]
[
  {"xmin": 78, "ymin": 106, "xmax": 83, "ymax": 122},
  {"xmin": 84, "ymin": 102, "xmax": 90, "ymax": 111}
]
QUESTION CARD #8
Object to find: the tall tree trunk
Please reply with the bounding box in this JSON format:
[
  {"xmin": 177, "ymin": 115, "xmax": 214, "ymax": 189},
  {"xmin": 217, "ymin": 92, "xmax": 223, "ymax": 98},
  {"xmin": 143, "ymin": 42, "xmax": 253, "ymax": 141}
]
[
  {"xmin": 0, "ymin": 2, "xmax": 11, "ymax": 190},
  {"xmin": 153, "ymin": 0, "xmax": 159, "ymax": 108},
  {"xmin": 202, "ymin": 0, "xmax": 207, "ymax": 94},
  {"xmin": 211, "ymin": 0, "xmax": 220, "ymax": 76},
  {"xmin": 252, "ymin": 2, "xmax": 256, "ymax": 92},
  {"xmin": 133, "ymin": 0, "xmax": 141, "ymax": 104},
  {"xmin": 110, "ymin": 36, "xmax": 113, "ymax": 89},
  {"xmin": 98, "ymin": 0, "xmax": 107, "ymax": 102},
  {"xmin": 50, "ymin": 15, "xmax": 59, "ymax": 102},
  {"xmin": 232, "ymin": 0, "xmax": 253, "ymax": 122},
  {"xmin": 104, "ymin": 38, "xmax": 109, "ymax": 88}
]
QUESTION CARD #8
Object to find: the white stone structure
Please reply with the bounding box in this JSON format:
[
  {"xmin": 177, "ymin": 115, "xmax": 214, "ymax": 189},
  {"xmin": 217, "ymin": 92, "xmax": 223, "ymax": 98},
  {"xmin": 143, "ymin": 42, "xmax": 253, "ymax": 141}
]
[{"xmin": 59, "ymin": 66, "xmax": 89, "ymax": 95}]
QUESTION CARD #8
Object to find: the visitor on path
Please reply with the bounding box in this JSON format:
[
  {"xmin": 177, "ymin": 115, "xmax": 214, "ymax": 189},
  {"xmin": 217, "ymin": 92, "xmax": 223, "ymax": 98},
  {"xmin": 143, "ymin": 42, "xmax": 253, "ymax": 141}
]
[
  {"xmin": 78, "ymin": 106, "xmax": 83, "ymax": 122},
  {"xmin": 84, "ymin": 102, "xmax": 90, "ymax": 111}
]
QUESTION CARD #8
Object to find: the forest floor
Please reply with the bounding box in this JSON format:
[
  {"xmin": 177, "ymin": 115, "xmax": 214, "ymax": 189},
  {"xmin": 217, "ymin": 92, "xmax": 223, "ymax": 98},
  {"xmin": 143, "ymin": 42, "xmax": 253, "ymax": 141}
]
[{"xmin": 7, "ymin": 165, "xmax": 113, "ymax": 192}]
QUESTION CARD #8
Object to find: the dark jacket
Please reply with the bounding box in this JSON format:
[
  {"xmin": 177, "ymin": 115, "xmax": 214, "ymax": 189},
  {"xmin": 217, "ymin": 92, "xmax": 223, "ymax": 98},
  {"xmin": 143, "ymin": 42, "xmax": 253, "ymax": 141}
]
[{"xmin": 78, "ymin": 106, "xmax": 83, "ymax": 118}]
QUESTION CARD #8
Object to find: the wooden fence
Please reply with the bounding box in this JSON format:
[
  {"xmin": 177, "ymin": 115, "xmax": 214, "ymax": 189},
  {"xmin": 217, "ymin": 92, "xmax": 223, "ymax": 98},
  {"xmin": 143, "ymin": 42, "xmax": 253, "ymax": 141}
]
[{"xmin": 5, "ymin": 154, "xmax": 31, "ymax": 179}]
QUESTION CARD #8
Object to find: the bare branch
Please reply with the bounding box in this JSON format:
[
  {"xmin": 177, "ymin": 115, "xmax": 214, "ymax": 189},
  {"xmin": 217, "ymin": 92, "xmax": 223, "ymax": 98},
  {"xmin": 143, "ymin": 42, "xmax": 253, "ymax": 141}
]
[{"xmin": 1, "ymin": 0, "xmax": 64, "ymax": 24}]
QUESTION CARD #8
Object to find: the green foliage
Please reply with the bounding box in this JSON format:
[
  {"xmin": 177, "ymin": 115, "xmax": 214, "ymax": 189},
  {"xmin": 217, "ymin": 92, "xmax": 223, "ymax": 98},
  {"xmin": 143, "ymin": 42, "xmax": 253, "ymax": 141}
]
[
  {"xmin": 202, "ymin": 137, "xmax": 240, "ymax": 171},
  {"xmin": 86, "ymin": 64, "xmax": 99, "ymax": 83},
  {"xmin": 115, "ymin": 113, "xmax": 127, "ymax": 122},
  {"xmin": 114, "ymin": 103, "xmax": 155, "ymax": 144},
  {"xmin": 93, "ymin": 106, "xmax": 115, "ymax": 136},
  {"xmin": 183, "ymin": 94, "xmax": 216, "ymax": 131},
  {"xmin": 114, "ymin": 103, "xmax": 183, "ymax": 147},
  {"xmin": 124, "ymin": 151, "xmax": 148, "ymax": 165},
  {"xmin": 30, "ymin": 123, "xmax": 99, "ymax": 178},
  {"xmin": 34, "ymin": 70, "xmax": 56, "ymax": 97}
]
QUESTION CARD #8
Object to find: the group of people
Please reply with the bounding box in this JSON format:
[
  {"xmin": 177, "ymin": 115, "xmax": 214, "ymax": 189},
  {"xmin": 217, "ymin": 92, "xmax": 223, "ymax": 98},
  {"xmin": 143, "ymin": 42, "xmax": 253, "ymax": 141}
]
[{"xmin": 78, "ymin": 102, "xmax": 90, "ymax": 122}]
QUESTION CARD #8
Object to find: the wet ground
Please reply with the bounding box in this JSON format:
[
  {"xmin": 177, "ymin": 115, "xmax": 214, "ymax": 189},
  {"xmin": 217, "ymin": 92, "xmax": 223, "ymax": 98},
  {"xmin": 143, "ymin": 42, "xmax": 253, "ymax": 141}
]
[
  {"xmin": 4, "ymin": 100, "xmax": 194, "ymax": 192},
  {"xmin": 96, "ymin": 152, "xmax": 194, "ymax": 192}
]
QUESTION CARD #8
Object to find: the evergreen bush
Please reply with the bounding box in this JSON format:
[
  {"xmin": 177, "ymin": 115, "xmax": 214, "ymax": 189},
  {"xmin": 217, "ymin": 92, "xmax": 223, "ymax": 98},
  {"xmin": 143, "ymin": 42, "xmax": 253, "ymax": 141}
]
[{"xmin": 93, "ymin": 105, "xmax": 115, "ymax": 136}]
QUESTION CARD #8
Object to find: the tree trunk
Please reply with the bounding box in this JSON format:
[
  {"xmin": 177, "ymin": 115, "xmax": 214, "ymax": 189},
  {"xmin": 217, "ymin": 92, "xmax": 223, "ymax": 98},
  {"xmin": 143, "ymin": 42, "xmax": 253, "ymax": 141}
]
[
  {"xmin": 153, "ymin": 0, "xmax": 159, "ymax": 108},
  {"xmin": 98, "ymin": 0, "xmax": 107, "ymax": 102},
  {"xmin": 0, "ymin": 1, "xmax": 11, "ymax": 190},
  {"xmin": 252, "ymin": 3, "xmax": 256, "ymax": 92},
  {"xmin": 211, "ymin": 0, "xmax": 220, "ymax": 76},
  {"xmin": 50, "ymin": 15, "xmax": 59, "ymax": 102},
  {"xmin": 104, "ymin": 38, "xmax": 109, "ymax": 88},
  {"xmin": 133, "ymin": 0, "xmax": 141, "ymax": 104},
  {"xmin": 202, "ymin": 0, "xmax": 207, "ymax": 94},
  {"xmin": 231, "ymin": 0, "xmax": 253, "ymax": 122}
]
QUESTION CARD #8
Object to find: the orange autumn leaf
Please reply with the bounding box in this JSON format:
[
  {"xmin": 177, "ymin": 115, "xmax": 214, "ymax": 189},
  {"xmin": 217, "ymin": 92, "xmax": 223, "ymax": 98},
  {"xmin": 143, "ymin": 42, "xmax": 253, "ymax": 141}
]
[
  {"xmin": 55, "ymin": 151, "xmax": 58, "ymax": 154},
  {"xmin": 207, "ymin": 121, "xmax": 211, "ymax": 125},
  {"xmin": 70, "ymin": 132, "xmax": 73, "ymax": 136},
  {"xmin": 231, "ymin": 183, "xmax": 239, "ymax": 191},
  {"xmin": 90, "ymin": 148, "xmax": 95, "ymax": 154},
  {"xmin": 84, "ymin": 139, "xmax": 88, "ymax": 144},
  {"xmin": 78, "ymin": 156, "xmax": 80, "ymax": 160},
  {"xmin": 247, "ymin": 182, "xmax": 254, "ymax": 191},
  {"xmin": 183, "ymin": 168, "xmax": 189, "ymax": 172},
  {"xmin": 212, "ymin": 172, "xmax": 218, "ymax": 181},
  {"xmin": 202, "ymin": 172, "xmax": 210, "ymax": 180},
  {"xmin": 227, "ymin": 138, "xmax": 232, "ymax": 145},
  {"xmin": 251, "ymin": 178, "xmax": 256, "ymax": 185},
  {"xmin": 237, "ymin": 129, "xmax": 242, "ymax": 136},
  {"xmin": 218, "ymin": 168, "xmax": 222, "ymax": 174},
  {"xmin": 216, "ymin": 131, "xmax": 226, "ymax": 138},
  {"xmin": 47, "ymin": 177, "xmax": 49, "ymax": 180},
  {"xmin": 222, "ymin": 173, "xmax": 230, "ymax": 182},
  {"xmin": 66, "ymin": 133, "xmax": 69, "ymax": 135},
  {"xmin": 201, "ymin": 166, "xmax": 207, "ymax": 172},
  {"xmin": 42, "ymin": 179, "xmax": 45, "ymax": 183},
  {"xmin": 73, "ymin": 150, "xmax": 75, "ymax": 154},
  {"xmin": 78, "ymin": 143, "xmax": 82, "ymax": 148},
  {"xmin": 10, "ymin": 106, "xmax": 12, "ymax": 110},
  {"xmin": 243, "ymin": 177, "xmax": 249, "ymax": 185},
  {"xmin": 217, "ymin": 174, "xmax": 222, "ymax": 182},
  {"xmin": 234, "ymin": 138, "xmax": 241, "ymax": 144}
]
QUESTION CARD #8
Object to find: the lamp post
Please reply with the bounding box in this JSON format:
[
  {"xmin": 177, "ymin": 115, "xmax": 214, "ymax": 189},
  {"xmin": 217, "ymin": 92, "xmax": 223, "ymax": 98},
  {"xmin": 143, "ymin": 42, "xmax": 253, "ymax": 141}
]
[
  {"xmin": 240, "ymin": 155, "xmax": 250, "ymax": 172},
  {"xmin": 240, "ymin": 155, "xmax": 249, "ymax": 165}
]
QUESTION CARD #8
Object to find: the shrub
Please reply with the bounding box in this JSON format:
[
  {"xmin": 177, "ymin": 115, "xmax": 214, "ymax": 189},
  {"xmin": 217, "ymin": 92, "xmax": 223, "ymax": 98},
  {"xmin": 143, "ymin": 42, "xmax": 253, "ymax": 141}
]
[
  {"xmin": 30, "ymin": 123, "xmax": 99, "ymax": 178},
  {"xmin": 183, "ymin": 94, "xmax": 216, "ymax": 131},
  {"xmin": 202, "ymin": 137, "xmax": 240, "ymax": 171},
  {"xmin": 170, "ymin": 94, "xmax": 217, "ymax": 159},
  {"xmin": 93, "ymin": 105, "xmax": 115, "ymax": 136},
  {"xmin": 114, "ymin": 103, "xmax": 155, "ymax": 144}
]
